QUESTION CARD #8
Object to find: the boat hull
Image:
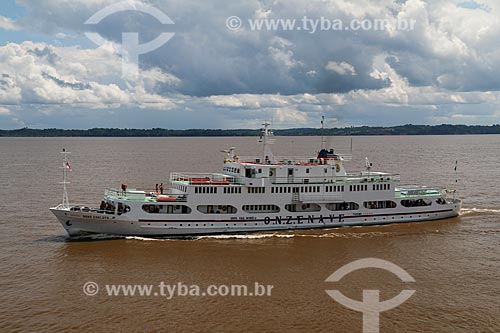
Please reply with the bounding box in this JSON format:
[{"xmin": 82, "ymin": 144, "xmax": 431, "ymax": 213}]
[{"xmin": 51, "ymin": 200, "xmax": 461, "ymax": 237}]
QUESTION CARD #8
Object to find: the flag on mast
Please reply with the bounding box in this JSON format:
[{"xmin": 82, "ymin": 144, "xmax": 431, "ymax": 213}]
[{"xmin": 65, "ymin": 162, "xmax": 71, "ymax": 170}]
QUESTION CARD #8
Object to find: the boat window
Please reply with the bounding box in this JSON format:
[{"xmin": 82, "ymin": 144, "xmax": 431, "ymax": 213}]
[
  {"xmin": 243, "ymin": 205, "xmax": 280, "ymax": 213},
  {"xmin": 117, "ymin": 203, "xmax": 131, "ymax": 215},
  {"xmin": 248, "ymin": 187, "xmax": 265, "ymax": 194},
  {"xmin": 197, "ymin": 205, "xmax": 237, "ymax": 214},
  {"xmin": 363, "ymin": 201, "xmax": 397, "ymax": 209},
  {"xmin": 436, "ymin": 198, "xmax": 446, "ymax": 205},
  {"xmin": 326, "ymin": 202, "xmax": 359, "ymax": 211},
  {"xmin": 285, "ymin": 203, "xmax": 321, "ymax": 212},
  {"xmin": 142, "ymin": 204, "xmax": 191, "ymax": 214},
  {"xmin": 401, "ymin": 199, "xmax": 432, "ymax": 207}
]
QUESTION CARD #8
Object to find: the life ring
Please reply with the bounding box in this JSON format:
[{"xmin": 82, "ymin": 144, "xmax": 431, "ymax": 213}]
[
  {"xmin": 302, "ymin": 204, "xmax": 307, "ymax": 210},
  {"xmin": 335, "ymin": 164, "xmax": 341, "ymax": 172},
  {"xmin": 222, "ymin": 206, "xmax": 227, "ymax": 211},
  {"xmin": 269, "ymin": 170, "xmax": 274, "ymax": 176}
]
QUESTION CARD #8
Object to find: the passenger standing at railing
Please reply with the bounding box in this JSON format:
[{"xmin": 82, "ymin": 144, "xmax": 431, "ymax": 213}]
[
  {"xmin": 160, "ymin": 183, "xmax": 164, "ymax": 195},
  {"xmin": 155, "ymin": 183, "xmax": 159, "ymax": 194}
]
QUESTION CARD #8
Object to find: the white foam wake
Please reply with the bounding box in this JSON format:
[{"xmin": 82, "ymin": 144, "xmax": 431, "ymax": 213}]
[
  {"xmin": 461, "ymin": 208, "xmax": 500, "ymax": 215},
  {"xmin": 125, "ymin": 236, "xmax": 174, "ymax": 241},
  {"xmin": 195, "ymin": 233, "xmax": 295, "ymax": 240}
]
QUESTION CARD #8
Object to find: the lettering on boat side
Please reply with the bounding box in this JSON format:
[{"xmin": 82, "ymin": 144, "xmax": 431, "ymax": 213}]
[
  {"xmin": 82, "ymin": 215, "xmax": 111, "ymax": 220},
  {"xmin": 263, "ymin": 214, "xmax": 344, "ymax": 225}
]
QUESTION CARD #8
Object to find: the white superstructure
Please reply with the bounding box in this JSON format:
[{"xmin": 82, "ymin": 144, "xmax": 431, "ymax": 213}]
[{"xmin": 51, "ymin": 123, "xmax": 461, "ymax": 237}]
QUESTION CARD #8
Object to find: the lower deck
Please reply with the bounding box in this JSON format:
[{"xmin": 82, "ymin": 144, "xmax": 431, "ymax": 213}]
[{"xmin": 52, "ymin": 199, "xmax": 461, "ymax": 237}]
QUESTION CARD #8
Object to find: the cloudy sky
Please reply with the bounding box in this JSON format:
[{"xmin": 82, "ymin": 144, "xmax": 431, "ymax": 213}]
[{"xmin": 0, "ymin": 0, "xmax": 499, "ymax": 129}]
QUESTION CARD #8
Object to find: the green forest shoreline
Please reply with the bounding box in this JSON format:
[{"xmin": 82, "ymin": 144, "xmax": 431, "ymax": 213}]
[{"xmin": 1, "ymin": 124, "xmax": 500, "ymax": 137}]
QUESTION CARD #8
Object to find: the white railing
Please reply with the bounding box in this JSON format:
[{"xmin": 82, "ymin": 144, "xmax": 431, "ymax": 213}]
[
  {"xmin": 105, "ymin": 188, "xmax": 188, "ymax": 202},
  {"xmin": 270, "ymin": 173, "xmax": 400, "ymax": 185},
  {"xmin": 298, "ymin": 194, "xmax": 343, "ymax": 203},
  {"xmin": 239, "ymin": 154, "xmax": 352, "ymax": 164},
  {"xmin": 170, "ymin": 172, "xmax": 241, "ymax": 185}
]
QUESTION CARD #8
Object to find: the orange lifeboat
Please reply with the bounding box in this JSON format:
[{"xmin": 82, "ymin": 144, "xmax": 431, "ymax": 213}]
[{"xmin": 157, "ymin": 195, "xmax": 177, "ymax": 202}]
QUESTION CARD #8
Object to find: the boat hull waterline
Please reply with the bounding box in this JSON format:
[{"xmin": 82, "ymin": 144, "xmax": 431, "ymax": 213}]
[{"xmin": 51, "ymin": 203, "xmax": 460, "ymax": 237}]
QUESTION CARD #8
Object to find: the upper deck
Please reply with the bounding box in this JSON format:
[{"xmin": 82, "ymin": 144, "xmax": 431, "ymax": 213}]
[
  {"xmin": 395, "ymin": 185, "xmax": 449, "ymax": 198},
  {"xmin": 237, "ymin": 154, "xmax": 352, "ymax": 166},
  {"xmin": 169, "ymin": 170, "xmax": 401, "ymax": 186}
]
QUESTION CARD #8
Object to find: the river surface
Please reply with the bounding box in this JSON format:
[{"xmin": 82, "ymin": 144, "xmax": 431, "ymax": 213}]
[{"xmin": 0, "ymin": 135, "xmax": 499, "ymax": 332}]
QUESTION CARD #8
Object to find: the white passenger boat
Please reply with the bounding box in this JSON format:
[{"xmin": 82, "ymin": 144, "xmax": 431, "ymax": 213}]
[{"xmin": 50, "ymin": 123, "xmax": 461, "ymax": 237}]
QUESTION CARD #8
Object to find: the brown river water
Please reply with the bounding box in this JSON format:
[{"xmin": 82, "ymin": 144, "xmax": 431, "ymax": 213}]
[{"xmin": 0, "ymin": 135, "xmax": 499, "ymax": 332}]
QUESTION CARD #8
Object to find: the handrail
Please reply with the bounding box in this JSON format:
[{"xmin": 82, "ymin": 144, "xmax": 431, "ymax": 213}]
[
  {"xmin": 239, "ymin": 154, "xmax": 353, "ymax": 164},
  {"xmin": 299, "ymin": 194, "xmax": 343, "ymax": 203},
  {"xmin": 105, "ymin": 188, "xmax": 188, "ymax": 201},
  {"xmin": 270, "ymin": 174, "xmax": 400, "ymax": 184},
  {"xmin": 170, "ymin": 172, "xmax": 241, "ymax": 185}
]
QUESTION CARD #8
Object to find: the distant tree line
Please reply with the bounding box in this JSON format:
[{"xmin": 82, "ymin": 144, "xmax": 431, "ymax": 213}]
[{"xmin": 1, "ymin": 124, "xmax": 500, "ymax": 137}]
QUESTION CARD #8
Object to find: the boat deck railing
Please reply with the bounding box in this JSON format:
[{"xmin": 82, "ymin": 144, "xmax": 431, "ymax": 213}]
[
  {"xmin": 238, "ymin": 154, "xmax": 353, "ymax": 165},
  {"xmin": 394, "ymin": 186, "xmax": 455, "ymax": 198},
  {"xmin": 295, "ymin": 193, "xmax": 344, "ymax": 203},
  {"xmin": 170, "ymin": 172, "xmax": 242, "ymax": 185},
  {"xmin": 169, "ymin": 171, "xmax": 400, "ymax": 186},
  {"xmin": 270, "ymin": 173, "xmax": 400, "ymax": 185},
  {"xmin": 105, "ymin": 188, "xmax": 188, "ymax": 202}
]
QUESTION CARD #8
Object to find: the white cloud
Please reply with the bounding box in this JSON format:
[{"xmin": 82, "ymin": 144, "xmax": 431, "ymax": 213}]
[
  {"xmin": 326, "ymin": 61, "xmax": 357, "ymax": 76},
  {"xmin": 0, "ymin": 41, "xmax": 179, "ymax": 109},
  {"xmin": 0, "ymin": 16, "xmax": 20, "ymax": 31},
  {"xmin": 0, "ymin": 107, "xmax": 12, "ymax": 115}
]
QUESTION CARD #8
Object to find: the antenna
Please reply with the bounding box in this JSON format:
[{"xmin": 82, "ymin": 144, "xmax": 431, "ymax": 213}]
[
  {"xmin": 259, "ymin": 121, "xmax": 275, "ymax": 163},
  {"xmin": 350, "ymin": 137, "xmax": 353, "ymax": 155},
  {"xmin": 60, "ymin": 148, "xmax": 71, "ymax": 209},
  {"xmin": 365, "ymin": 157, "xmax": 372, "ymax": 174},
  {"xmin": 320, "ymin": 116, "xmax": 325, "ymax": 150}
]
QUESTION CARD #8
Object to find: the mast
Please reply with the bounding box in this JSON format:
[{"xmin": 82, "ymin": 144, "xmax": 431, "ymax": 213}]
[
  {"xmin": 60, "ymin": 148, "xmax": 71, "ymax": 209},
  {"xmin": 259, "ymin": 122, "xmax": 275, "ymax": 163},
  {"xmin": 320, "ymin": 116, "xmax": 325, "ymax": 150}
]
